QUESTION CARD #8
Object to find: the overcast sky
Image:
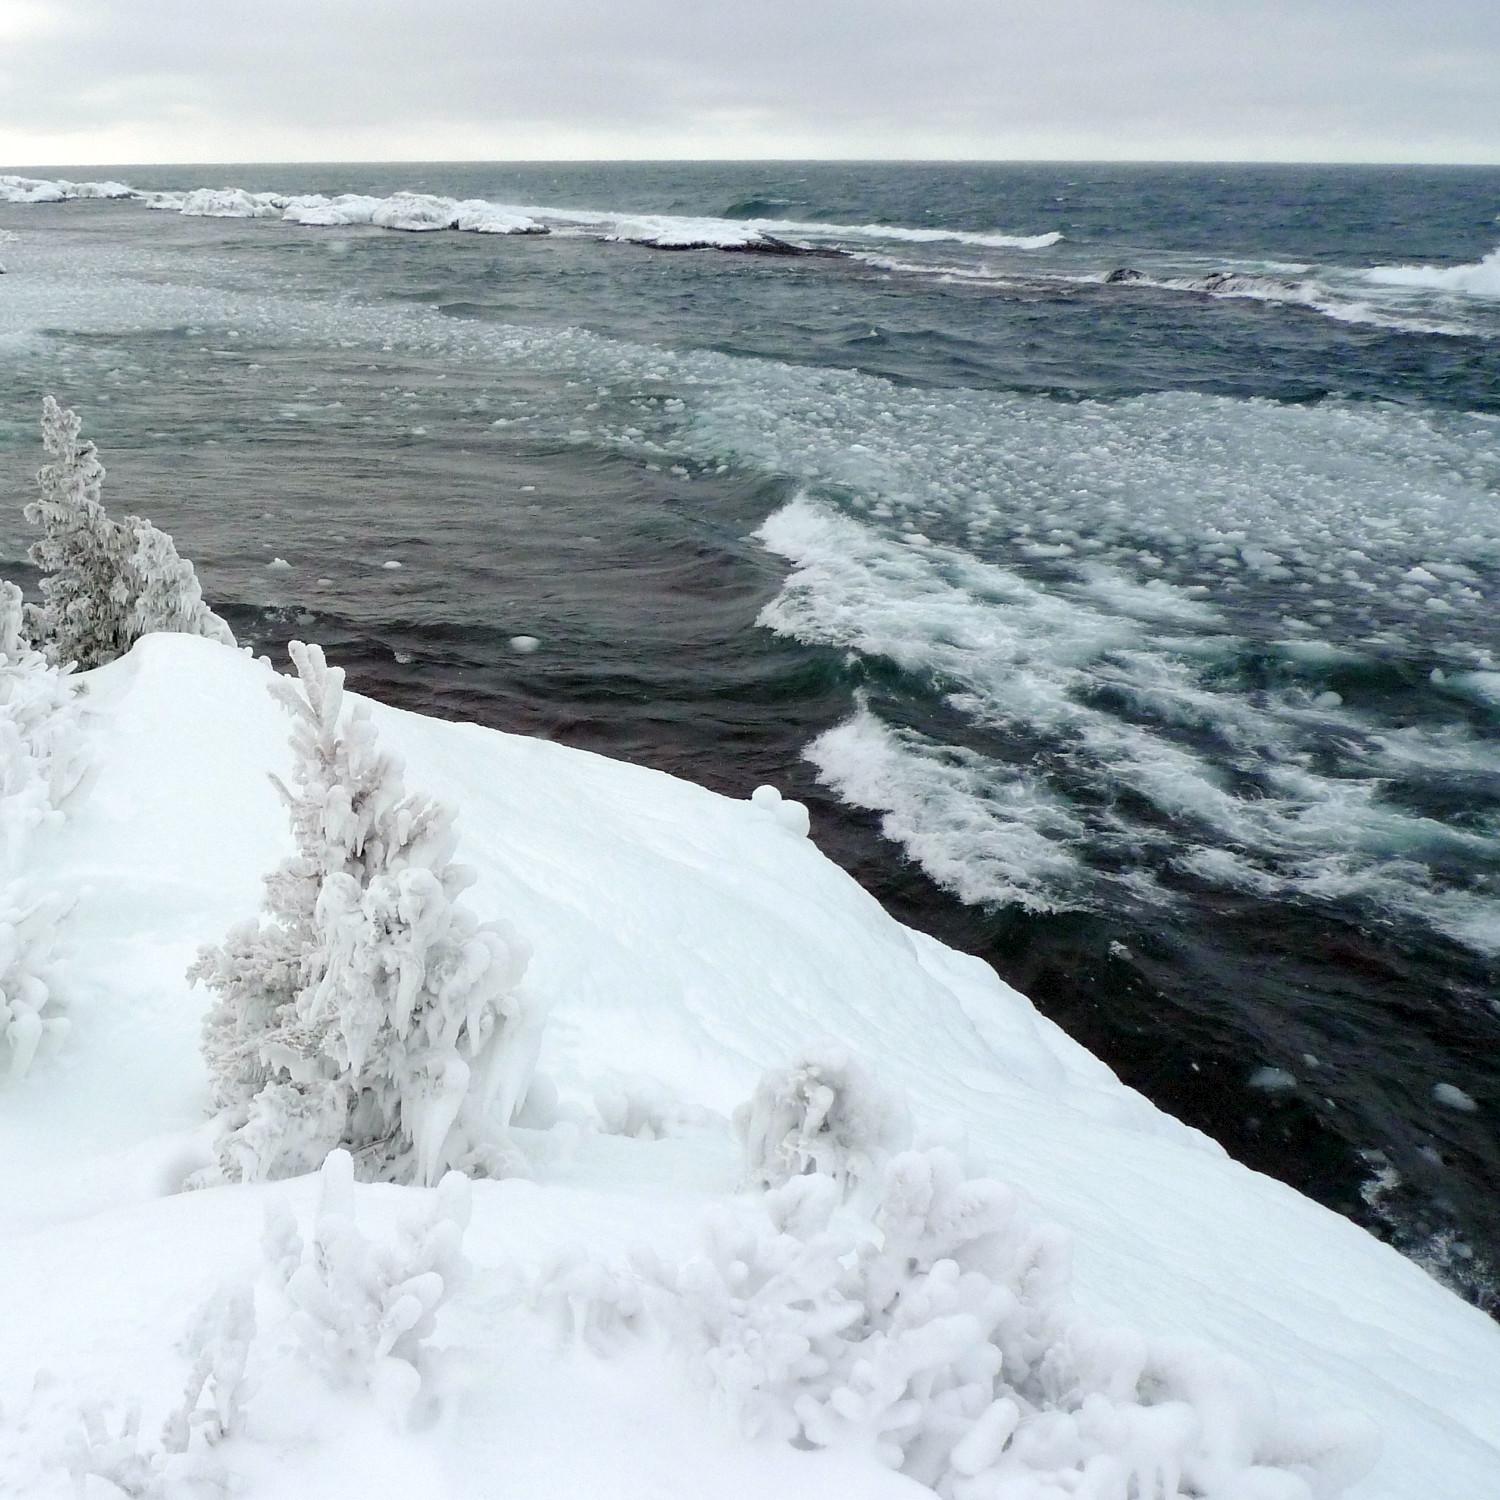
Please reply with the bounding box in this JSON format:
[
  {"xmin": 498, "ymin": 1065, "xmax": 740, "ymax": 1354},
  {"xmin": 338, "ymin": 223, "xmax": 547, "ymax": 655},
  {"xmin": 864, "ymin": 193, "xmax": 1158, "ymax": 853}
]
[{"xmin": 2, "ymin": 0, "xmax": 1498, "ymax": 166}]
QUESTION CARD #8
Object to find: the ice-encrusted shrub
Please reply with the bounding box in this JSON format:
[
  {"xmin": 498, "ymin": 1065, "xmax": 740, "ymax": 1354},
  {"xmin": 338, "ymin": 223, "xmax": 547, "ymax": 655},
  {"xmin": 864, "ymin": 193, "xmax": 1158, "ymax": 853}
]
[
  {"xmin": 0, "ymin": 580, "xmax": 87, "ymax": 856},
  {"xmin": 59, "ymin": 1292, "xmax": 255, "ymax": 1498},
  {"xmin": 23, "ymin": 395, "xmax": 234, "ymax": 670},
  {"xmin": 546, "ymin": 1145, "xmax": 1376, "ymax": 1499},
  {"xmin": 160, "ymin": 1288, "xmax": 259, "ymax": 1453},
  {"xmin": 735, "ymin": 1043, "xmax": 913, "ymax": 1195},
  {"xmin": 262, "ymin": 1148, "xmax": 472, "ymax": 1426},
  {"xmin": 0, "ymin": 886, "xmax": 72, "ymax": 1080},
  {"xmin": 59, "ymin": 1152, "xmax": 467, "ymax": 1494},
  {"xmin": 535, "ymin": 1250, "xmax": 651, "ymax": 1356},
  {"xmin": 192, "ymin": 641, "xmax": 543, "ymax": 1186},
  {"xmin": 0, "ymin": 581, "xmax": 85, "ymax": 1079}
]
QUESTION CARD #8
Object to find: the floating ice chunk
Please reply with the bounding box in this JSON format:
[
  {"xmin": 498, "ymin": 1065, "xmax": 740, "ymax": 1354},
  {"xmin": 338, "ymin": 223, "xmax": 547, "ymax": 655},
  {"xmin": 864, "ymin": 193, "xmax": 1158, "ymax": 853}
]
[
  {"xmin": 1433, "ymin": 1082, "xmax": 1478, "ymax": 1112},
  {"xmin": 267, "ymin": 557, "xmax": 291, "ymax": 570},
  {"xmin": 1447, "ymin": 671, "xmax": 1500, "ymax": 710},
  {"xmin": 1248, "ymin": 1067, "xmax": 1298, "ymax": 1093},
  {"xmin": 1240, "ymin": 545, "xmax": 1288, "ymax": 574},
  {"xmin": 381, "ymin": 559, "xmax": 403, "ymax": 570},
  {"xmin": 508, "ymin": 635, "xmax": 540, "ymax": 653}
]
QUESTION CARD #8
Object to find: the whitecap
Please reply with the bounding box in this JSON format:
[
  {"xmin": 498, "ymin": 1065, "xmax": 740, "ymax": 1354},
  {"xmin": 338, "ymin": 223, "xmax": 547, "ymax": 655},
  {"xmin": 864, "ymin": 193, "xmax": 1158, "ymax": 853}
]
[{"xmin": 1367, "ymin": 244, "xmax": 1500, "ymax": 299}]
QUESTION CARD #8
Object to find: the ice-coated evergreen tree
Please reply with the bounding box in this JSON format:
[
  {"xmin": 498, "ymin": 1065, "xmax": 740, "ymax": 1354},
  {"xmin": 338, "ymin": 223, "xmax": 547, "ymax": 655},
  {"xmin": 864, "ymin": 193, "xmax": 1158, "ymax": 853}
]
[
  {"xmin": 23, "ymin": 395, "xmax": 234, "ymax": 669},
  {"xmin": 192, "ymin": 641, "xmax": 543, "ymax": 1186},
  {"xmin": 120, "ymin": 516, "xmax": 236, "ymax": 650}
]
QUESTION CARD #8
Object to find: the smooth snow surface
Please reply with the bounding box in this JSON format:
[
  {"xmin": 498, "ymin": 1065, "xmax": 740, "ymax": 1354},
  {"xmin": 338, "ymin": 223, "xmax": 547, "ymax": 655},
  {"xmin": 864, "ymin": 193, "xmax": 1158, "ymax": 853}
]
[{"xmin": 3, "ymin": 637, "xmax": 1498, "ymax": 1497}]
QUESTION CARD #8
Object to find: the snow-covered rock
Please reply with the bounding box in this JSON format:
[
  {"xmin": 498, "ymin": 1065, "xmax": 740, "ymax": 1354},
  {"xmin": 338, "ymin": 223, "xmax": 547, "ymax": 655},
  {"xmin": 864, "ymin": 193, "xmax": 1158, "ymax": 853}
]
[{"xmin": 1, "ymin": 635, "xmax": 1497, "ymax": 1498}]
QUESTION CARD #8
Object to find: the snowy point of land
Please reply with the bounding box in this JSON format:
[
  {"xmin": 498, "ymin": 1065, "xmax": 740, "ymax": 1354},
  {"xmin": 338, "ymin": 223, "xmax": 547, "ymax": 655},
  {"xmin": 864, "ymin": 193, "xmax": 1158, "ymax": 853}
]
[{"xmin": 4, "ymin": 632, "xmax": 1499, "ymax": 1498}]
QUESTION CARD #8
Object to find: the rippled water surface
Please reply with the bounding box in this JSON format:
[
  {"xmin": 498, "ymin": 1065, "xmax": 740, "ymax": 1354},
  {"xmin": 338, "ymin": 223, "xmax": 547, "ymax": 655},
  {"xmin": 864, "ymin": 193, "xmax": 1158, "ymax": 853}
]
[{"xmin": 2, "ymin": 161, "xmax": 1498, "ymax": 1306}]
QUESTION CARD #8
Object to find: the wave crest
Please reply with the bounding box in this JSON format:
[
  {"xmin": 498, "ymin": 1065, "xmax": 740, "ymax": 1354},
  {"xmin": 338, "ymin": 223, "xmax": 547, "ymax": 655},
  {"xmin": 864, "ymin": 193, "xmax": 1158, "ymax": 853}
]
[{"xmin": 1366, "ymin": 244, "xmax": 1500, "ymax": 298}]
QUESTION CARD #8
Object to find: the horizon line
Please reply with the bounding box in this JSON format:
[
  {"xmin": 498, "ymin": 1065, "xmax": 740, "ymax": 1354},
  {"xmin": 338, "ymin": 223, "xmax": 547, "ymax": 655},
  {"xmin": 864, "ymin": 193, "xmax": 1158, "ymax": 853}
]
[{"xmin": 6, "ymin": 156, "xmax": 1500, "ymax": 172}]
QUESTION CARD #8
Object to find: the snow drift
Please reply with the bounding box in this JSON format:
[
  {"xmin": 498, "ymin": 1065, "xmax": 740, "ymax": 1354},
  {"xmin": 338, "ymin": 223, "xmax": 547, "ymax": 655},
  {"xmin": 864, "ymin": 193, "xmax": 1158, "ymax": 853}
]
[{"xmin": 2, "ymin": 636, "xmax": 1498, "ymax": 1498}]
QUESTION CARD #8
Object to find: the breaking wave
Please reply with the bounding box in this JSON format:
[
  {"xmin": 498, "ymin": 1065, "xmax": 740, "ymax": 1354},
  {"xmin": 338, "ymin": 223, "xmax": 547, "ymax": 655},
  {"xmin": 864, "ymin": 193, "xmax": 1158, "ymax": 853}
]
[
  {"xmin": 1092, "ymin": 266, "xmax": 1479, "ymax": 338},
  {"xmin": 1366, "ymin": 244, "xmax": 1500, "ymax": 298},
  {"xmin": 851, "ymin": 252, "xmax": 1483, "ymax": 338},
  {"xmin": 752, "ymin": 455, "xmax": 1500, "ymax": 953}
]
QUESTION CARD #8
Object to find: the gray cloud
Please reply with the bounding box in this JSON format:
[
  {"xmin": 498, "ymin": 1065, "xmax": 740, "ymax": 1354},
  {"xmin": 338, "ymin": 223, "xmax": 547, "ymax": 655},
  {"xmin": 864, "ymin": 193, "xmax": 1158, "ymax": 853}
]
[{"xmin": 1, "ymin": 0, "xmax": 1497, "ymax": 164}]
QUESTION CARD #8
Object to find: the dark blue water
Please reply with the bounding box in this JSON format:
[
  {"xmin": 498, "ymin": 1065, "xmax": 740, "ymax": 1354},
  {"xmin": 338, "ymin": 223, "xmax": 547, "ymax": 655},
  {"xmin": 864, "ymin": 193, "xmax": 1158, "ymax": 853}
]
[{"xmin": 2, "ymin": 162, "xmax": 1498, "ymax": 1307}]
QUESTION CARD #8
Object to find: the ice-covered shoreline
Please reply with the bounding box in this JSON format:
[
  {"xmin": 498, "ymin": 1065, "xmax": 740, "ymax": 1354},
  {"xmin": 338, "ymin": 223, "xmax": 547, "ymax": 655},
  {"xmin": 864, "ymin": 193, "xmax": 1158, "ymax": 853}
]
[
  {"xmin": 4, "ymin": 633, "xmax": 1499, "ymax": 1497},
  {"xmin": 0, "ymin": 171, "xmax": 1063, "ymax": 254}
]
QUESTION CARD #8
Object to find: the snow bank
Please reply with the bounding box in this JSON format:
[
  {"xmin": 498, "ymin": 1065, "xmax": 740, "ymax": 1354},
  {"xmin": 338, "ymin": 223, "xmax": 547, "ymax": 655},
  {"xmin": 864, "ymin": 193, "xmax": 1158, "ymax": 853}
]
[{"xmin": 2, "ymin": 636, "xmax": 1497, "ymax": 1497}]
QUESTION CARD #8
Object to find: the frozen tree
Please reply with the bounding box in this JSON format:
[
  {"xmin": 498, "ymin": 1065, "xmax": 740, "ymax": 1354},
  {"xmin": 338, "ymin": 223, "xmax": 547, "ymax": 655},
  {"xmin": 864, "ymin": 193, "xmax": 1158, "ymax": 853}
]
[
  {"xmin": 22, "ymin": 395, "xmax": 234, "ymax": 670},
  {"xmin": 735, "ymin": 1043, "xmax": 913, "ymax": 1196},
  {"xmin": 192, "ymin": 641, "xmax": 544, "ymax": 1186},
  {"xmin": 120, "ymin": 516, "xmax": 236, "ymax": 651},
  {"xmin": 22, "ymin": 395, "xmax": 128, "ymax": 669}
]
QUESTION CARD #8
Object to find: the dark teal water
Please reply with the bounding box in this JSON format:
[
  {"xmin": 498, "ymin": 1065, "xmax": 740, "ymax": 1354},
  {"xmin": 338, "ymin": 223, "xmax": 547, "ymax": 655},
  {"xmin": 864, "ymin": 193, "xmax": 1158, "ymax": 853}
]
[{"xmin": 2, "ymin": 162, "xmax": 1498, "ymax": 1306}]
